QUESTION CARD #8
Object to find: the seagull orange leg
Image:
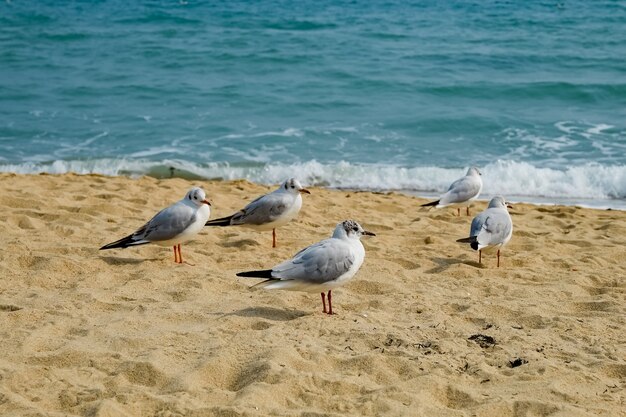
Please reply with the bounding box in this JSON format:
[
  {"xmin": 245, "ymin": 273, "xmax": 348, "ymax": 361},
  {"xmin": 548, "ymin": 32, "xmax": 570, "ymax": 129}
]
[
  {"xmin": 321, "ymin": 292, "xmax": 327, "ymax": 314},
  {"xmin": 173, "ymin": 246, "xmax": 178, "ymax": 263},
  {"xmin": 466, "ymin": 206, "xmax": 470, "ymax": 216},
  {"xmin": 457, "ymin": 208, "xmax": 461, "ymax": 216},
  {"xmin": 327, "ymin": 290, "xmax": 333, "ymax": 315},
  {"xmin": 497, "ymin": 250, "xmax": 500, "ymax": 268},
  {"xmin": 272, "ymin": 228, "xmax": 276, "ymax": 248},
  {"xmin": 479, "ymin": 250, "xmax": 482, "ymax": 265},
  {"xmin": 177, "ymin": 244, "xmax": 183, "ymax": 264}
]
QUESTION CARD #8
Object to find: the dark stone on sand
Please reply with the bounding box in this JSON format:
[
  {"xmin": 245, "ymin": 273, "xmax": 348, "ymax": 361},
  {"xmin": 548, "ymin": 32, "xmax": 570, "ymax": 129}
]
[
  {"xmin": 468, "ymin": 334, "xmax": 496, "ymax": 348},
  {"xmin": 508, "ymin": 358, "xmax": 528, "ymax": 368}
]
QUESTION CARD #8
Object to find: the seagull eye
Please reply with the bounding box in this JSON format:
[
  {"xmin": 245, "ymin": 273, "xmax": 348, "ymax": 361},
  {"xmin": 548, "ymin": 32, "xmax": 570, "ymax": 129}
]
[{"xmin": 352, "ymin": 227, "xmax": 358, "ymax": 232}]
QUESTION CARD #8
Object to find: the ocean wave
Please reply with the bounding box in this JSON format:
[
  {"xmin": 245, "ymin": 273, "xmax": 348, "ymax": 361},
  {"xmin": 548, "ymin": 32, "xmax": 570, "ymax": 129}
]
[
  {"xmin": 421, "ymin": 82, "xmax": 626, "ymax": 102},
  {"xmin": 1, "ymin": 159, "xmax": 625, "ymax": 203}
]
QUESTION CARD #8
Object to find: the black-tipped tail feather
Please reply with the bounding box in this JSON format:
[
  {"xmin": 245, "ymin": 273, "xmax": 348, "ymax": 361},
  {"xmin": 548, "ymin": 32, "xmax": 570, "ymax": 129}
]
[
  {"xmin": 100, "ymin": 234, "xmax": 149, "ymax": 250},
  {"xmin": 456, "ymin": 236, "xmax": 479, "ymax": 250},
  {"xmin": 236, "ymin": 269, "xmax": 274, "ymax": 279},
  {"xmin": 205, "ymin": 215, "xmax": 234, "ymax": 227},
  {"xmin": 421, "ymin": 200, "xmax": 439, "ymax": 207}
]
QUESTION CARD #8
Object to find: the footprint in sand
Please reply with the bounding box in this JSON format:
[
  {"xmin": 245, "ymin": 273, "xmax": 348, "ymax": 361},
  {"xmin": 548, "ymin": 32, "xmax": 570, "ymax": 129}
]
[
  {"xmin": 218, "ymin": 239, "xmax": 260, "ymax": 248},
  {"xmin": 250, "ymin": 321, "xmax": 273, "ymax": 330}
]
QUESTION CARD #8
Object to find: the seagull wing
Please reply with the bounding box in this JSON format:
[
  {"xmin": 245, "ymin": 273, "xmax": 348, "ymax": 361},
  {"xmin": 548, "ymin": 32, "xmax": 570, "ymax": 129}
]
[
  {"xmin": 132, "ymin": 202, "xmax": 197, "ymax": 242},
  {"xmin": 439, "ymin": 175, "xmax": 482, "ymax": 205},
  {"xmin": 271, "ymin": 238, "xmax": 355, "ymax": 284},
  {"xmin": 474, "ymin": 209, "xmax": 512, "ymax": 247},
  {"xmin": 230, "ymin": 192, "xmax": 290, "ymax": 226}
]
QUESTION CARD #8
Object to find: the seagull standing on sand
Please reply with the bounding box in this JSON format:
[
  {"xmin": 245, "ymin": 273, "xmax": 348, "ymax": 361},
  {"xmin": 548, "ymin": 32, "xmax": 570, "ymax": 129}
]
[
  {"xmin": 236, "ymin": 220, "xmax": 375, "ymax": 315},
  {"xmin": 100, "ymin": 187, "xmax": 211, "ymax": 264},
  {"xmin": 205, "ymin": 178, "xmax": 310, "ymax": 248},
  {"xmin": 421, "ymin": 166, "xmax": 483, "ymax": 216},
  {"xmin": 457, "ymin": 196, "xmax": 513, "ymax": 267}
]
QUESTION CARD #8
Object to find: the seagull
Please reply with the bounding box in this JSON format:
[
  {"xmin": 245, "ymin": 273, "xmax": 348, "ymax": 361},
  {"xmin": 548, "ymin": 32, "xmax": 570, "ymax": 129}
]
[
  {"xmin": 236, "ymin": 220, "xmax": 375, "ymax": 315},
  {"xmin": 421, "ymin": 166, "xmax": 483, "ymax": 216},
  {"xmin": 456, "ymin": 196, "xmax": 513, "ymax": 267},
  {"xmin": 205, "ymin": 178, "xmax": 310, "ymax": 248},
  {"xmin": 100, "ymin": 187, "xmax": 211, "ymax": 263}
]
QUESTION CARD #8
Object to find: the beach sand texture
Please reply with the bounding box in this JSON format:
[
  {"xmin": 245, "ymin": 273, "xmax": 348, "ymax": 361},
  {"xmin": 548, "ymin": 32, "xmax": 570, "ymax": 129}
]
[{"xmin": 0, "ymin": 173, "xmax": 624, "ymax": 416}]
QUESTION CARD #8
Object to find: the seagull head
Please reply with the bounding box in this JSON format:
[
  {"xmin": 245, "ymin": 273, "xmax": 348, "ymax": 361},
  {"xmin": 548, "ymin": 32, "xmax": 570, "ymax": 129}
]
[
  {"xmin": 281, "ymin": 178, "xmax": 310, "ymax": 195},
  {"xmin": 333, "ymin": 219, "xmax": 376, "ymax": 240},
  {"xmin": 184, "ymin": 187, "xmax": 211, "ymax": 207},
  {"xmin": 467, "ymin": 166, "xmax": 482, "ymax": 176},
  {"xmin": 488, "ymin": 195, "xmax": 511, "ymax": 210}
]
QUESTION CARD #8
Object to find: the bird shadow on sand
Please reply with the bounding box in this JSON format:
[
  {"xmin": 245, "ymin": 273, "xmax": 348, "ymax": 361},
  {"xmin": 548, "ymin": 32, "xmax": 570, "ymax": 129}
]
[
  {"xmin": 228, "ymin": 306, "xmax": 309, "ymax": 321},
  {"xmin": 425, "ymin": 257, "xmax": 483, "ymax": 273},
  {"xmin": 99, "ymin": 256, "xmax": 159, "ymax": 265}
]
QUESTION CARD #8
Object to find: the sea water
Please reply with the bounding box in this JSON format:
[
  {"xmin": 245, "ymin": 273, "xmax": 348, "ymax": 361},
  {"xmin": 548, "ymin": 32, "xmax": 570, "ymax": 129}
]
[{"xmin": 1, "ymin": 1, "xmax": 625, "ymax": 208}]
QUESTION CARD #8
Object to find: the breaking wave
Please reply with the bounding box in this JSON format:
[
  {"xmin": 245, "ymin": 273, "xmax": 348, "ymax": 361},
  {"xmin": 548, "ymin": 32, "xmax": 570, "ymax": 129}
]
[{"xmin": 2, "ymin": 158, "xmax": 625, "ymax": 204}]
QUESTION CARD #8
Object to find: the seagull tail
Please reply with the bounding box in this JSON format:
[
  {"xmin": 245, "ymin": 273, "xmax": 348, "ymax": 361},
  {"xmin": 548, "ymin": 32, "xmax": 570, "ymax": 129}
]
[
  {"xmin": 205, "ymin": 215, "xmax": 234, "ymax": 227},
  {"xmin": 236, "ymin": 271, "xmax": 285, "ymax": 290},
  {"xmin": 100, "ymin": 234, "xmax": 148, "ymax": 250},
  {"xmin": 456, "ymin": 236, "xmax": 479, "ymax": 250},
  {"xmin": 421, "ymin": 199, "xmax": 439, "ymax": 207},
  {"xmin": 236, "ymin": 269, "xmax": 274, "ymax": 279}
]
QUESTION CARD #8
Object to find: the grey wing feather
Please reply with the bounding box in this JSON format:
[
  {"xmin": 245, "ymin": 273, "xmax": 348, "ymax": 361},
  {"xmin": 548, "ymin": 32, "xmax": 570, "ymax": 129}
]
[
  {"xmin": 446, "ymin": 176, "xmax": 466, "ymax": 192},
  {"xmin": 231, "ymin": 193, "xmax": 289, "ymax": 225},
  {"xmin": 271, "ymin": 239, "xmax": 355, "ymax": 284},
  {"xmin": 133, "ymin": 203, "xmax": 196, "ymax": 242},
  {"xmin": 440, "ymin": 176, "xmax": 481, "ymax": 205},
  {"xmin": 469, "ymin": 212, "xmax": 488, "ymax": 237},
  {"xmin": 474, "ymin": 210, "xmax": 511, "ymax": 245}
]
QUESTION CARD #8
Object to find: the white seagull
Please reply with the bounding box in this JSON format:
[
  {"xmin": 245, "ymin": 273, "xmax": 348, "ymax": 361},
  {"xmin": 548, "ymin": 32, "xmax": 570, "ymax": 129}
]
[
  {"xmin": 236, "ymin": 220, "xmax": 375, "ymax": 315},
  {"xmin": 457, "ymin": 196, "xmax": 513, "ymax": 267},
  {"xmin": 422, "ymin": 166, "xmax": 483, "ymax": 216},
  {"xmin": 205, "ymin": 178, "xmax": 310, "ymax": 248},
  {"xmin": 100, "ymin": 187, "xmax": 211, "ymax": 264}
]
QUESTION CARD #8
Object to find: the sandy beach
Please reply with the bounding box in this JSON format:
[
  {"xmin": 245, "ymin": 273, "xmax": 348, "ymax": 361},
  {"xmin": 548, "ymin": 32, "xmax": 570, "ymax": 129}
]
[{"xmin": 0, "ymin": 173, "xmax": 624, "ymax": 416}]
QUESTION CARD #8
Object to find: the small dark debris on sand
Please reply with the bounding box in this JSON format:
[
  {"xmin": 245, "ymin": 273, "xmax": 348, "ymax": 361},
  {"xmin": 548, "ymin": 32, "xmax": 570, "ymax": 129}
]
[
  {"xmin": 468, "ymin": 334, "xmax": 496, "ymax": 348},
  {"xmin": 508, "ymin": 358, "xmax": 528, "ymax": 368}
]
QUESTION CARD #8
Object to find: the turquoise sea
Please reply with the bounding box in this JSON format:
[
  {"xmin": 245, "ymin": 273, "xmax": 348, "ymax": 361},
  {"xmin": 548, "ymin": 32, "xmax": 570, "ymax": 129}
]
[{"xmin": 1, "ymin": 1, "xmax": 625, "ymax": 207}]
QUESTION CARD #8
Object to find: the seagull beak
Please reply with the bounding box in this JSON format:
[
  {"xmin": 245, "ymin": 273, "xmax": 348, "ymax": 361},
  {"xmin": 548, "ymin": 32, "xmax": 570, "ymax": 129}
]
[
  {"xmin": 299, "ymin": 188, "xmax": 311, "ymax": 194},
  {"xmin": 506, "ymin": 204, "xmax": 513, "ymax": 209},
  {"xmin": 362, "ymin": 230, "xmax": 376, "ymax": 236},
  {"xmin": 202, "ymin": 199, "xmax": 211, "ymax": 206}
]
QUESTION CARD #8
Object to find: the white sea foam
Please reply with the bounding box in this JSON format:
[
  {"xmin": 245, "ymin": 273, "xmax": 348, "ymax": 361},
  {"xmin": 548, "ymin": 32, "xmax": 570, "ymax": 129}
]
[
  {"xmin": 480, "ymin": 160, "xmax": 626, "ymax": 200},
  {"xmin": 129, "ymin": 146, "xmax": 185, "ymax": 158},
  {"xmin": 1, "ymin": 159, "xmax": 625, "ymax": 207},
  {"xmin": 251, "ymin": 128, "xmax": 304, "ymax": 138},
  {"xmin": 586, "ymin": 123, "xmax": 613, "ymax": 136}
]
